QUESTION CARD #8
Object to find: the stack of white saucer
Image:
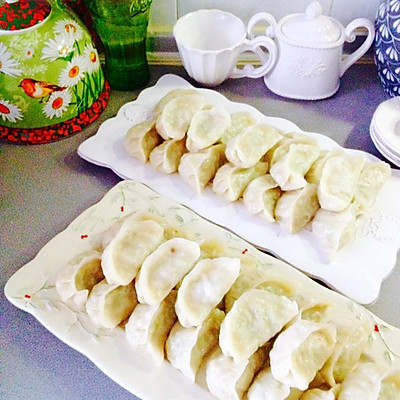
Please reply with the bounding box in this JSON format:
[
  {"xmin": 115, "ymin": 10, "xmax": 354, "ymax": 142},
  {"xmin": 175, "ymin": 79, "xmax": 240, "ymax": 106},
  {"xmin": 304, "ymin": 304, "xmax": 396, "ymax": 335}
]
[{"xmin": 370, "ymin": 96, "xmax": 400, "ymax": 167}]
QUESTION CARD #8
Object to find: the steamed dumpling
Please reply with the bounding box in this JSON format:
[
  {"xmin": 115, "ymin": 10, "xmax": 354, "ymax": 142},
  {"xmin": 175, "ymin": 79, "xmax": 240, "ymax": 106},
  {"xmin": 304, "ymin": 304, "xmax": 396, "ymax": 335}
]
[
  {"xmin": 270, "ymin": 143, "xmax": 320, "ymax": 191},
  {"xmin": 353, "ymin": 161, "xmax": 391, "ymax": 213},
  {"xmin": 305, "ymin": 149, "xmax": 344, "ymax": 184},
  {"xmin": 124, "ymin": 120, "xmax": 163, "ymax": 163},
  {"xmin": 275, "ymin": 183, "xmax": 320, "ymax": 234},
  {"xmin": 220, "ymin": 111, "xmax": 256, "ymax": 144},
  {"xmin": 212, "ymin": 161, "xmax": 269, "ymax": 202},
  {"xmin": 219, "ymin": 289, "xmax": 299, "ymax": 363},
  {"xmin": 317, "ymin": 154, "xmax": 365, "ymax": 212},
  {"xmin": 178, "ymin": 143, "xmax": 227, "ymax": 194},
  {"xmin": 186, "ymin": 106, "xmax": 231, "ymax": 152},
  {"xmin": 311, "ymin": 205, "xmax": 357, "ymax": 261},
  {"xmin": 101, "ymin": 216, "xmax": 164, "ymax": 285},
  {"xmin": 155, "ymin": 90, "xmax": 206, "ymax": 140},
  {"xmin": 242, "ymin": 174, "xmax": 282, "ymax": 222},
  {"xmin": 149, "ymin": 138, "xmax": 187, "ymax": 174},
  {"xmin": 270, "ymin": 319, "xmax": 337, "ymax": 390},
  {"xmin": 125, "ymin": 290, "xmax": 177, "ymax": 365},
  {"xmin": 378, "ymin": 367, "xmax": 400, "ymax": 400},
  {"xmin": 86, "ymin": 279, "xmax": 138, "ymax": 329},
  {"xmin": 153, "ymin": 89, "xmax": 201, "ymax": 117},
  {"xmin": 135, "ymin": 237, "xmax": 201, "ymax": 305},
  {"xmin": 205, "ymin": 346, "xmax": 267, "ymax": 400},
  {"xmin": 175, "ymin": 257, "xmax": 241, "ymax": 328},
  {"xmin": 165, "ymin": 308, "xmax": 224, "ymax": 381},
  {"xmin": 56, "ymin": 250, "xmax": 104, "ymax": 308},
  {"xmin": 225, "ymin": 123, "xmax": 282, "ymax": 168}
]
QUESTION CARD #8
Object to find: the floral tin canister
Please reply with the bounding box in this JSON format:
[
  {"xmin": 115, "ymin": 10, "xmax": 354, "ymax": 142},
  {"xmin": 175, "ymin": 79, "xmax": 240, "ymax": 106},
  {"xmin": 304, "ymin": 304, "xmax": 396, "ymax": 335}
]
[{"xmin": 0, "ymin": 0, "xmax": 110, "ymax": 144}]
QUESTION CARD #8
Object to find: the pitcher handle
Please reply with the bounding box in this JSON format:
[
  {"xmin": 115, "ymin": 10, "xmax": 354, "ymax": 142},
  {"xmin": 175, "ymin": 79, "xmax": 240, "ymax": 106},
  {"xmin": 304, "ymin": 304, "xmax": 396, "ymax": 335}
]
[{"xmin": 340, "ymin": 18, "xmax": 375, "ymax": 77}]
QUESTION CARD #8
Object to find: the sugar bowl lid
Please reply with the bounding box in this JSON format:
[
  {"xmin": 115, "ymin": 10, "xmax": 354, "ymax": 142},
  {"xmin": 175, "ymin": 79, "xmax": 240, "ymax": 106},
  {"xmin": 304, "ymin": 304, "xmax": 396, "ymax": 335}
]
[
  {"xmin": 281, "ymin": 1, "xmax": 341, "ymax": 44},
  {"xmin": 0, "ymin": 0, "xmax": 51, "ymax": 31}
]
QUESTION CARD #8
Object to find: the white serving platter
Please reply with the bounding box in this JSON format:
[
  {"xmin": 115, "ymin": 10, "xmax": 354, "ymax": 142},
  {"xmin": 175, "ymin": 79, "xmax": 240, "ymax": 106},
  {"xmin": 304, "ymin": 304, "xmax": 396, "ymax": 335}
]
[
  {"xmin": 5, "ymin": 180, "xmax": 400, "ymax": 400},
  {"xmin": 77, "ymin": 74, "xmax": 400, "ymax": 304}
]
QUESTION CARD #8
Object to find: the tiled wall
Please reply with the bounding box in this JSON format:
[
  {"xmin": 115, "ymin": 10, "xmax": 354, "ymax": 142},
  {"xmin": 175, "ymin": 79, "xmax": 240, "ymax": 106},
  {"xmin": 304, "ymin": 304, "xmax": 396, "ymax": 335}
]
[{"xmin": 148, "ymin": 0, "xmax": 381, "ymax": 36}]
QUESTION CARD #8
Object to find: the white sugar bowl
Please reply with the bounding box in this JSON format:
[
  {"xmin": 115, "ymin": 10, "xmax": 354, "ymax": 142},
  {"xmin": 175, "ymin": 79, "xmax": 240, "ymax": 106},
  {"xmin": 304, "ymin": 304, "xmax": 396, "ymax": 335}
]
[{"xmin": 249, "ymin": 1, "xmax": 375, "ymax": 100}]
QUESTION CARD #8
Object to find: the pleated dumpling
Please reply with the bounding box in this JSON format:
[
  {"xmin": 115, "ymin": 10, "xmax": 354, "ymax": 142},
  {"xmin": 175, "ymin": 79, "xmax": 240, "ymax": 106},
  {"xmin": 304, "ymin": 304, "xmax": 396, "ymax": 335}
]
[
  {"xmin": 225, "ymin": 123, "xmax": 282, "ymax": 168},
  {"xmin": 274, "ymin": 183, "xmax": 320, "ymax": 234},
  {"xmin": 219, "ymin": 289, "xmax": 299, "ymax": 363},
  {"xmin": 305, "ymin": 149, "xmax": 344, "ymax": 184},
  {"xmin": 247, "ymin": 366, "xmax": 291, "ymax": 400},
  {"xmin": 86, "ymin": 279, "xmax": 138, "ymax": 329},
  {"xmin": 135, "ymin": 237, "xmax": 201, "ymax": 305},
  {"xmin": 317, "ymin": 154, "xmax": 365, "ymax": 212},
  {"xmin": 378, "ymin": 367, "xmax": 400, "ymax": 400},
  {"xmin": 101, "ymin": 216, "xmax": 164, "ymax": 285},
  {"xmin": 205, "ymin": 346, "xmax": 268, "ymax": 400},
  {"xmin": 311, "ymin": 205, "xmax": 357, "ymax": 261},
  {"xmin": 242, "ymin": 174, "xmax": 282, "ymax": 222},
  {"xmin": 165, "ymin": 308, "xmax": 225, "ymax": 381},
  {"xmin": 320, "ymin": 317, "xmax": 372, "ymax": 386},
  {"xmin": 353, "ymin": 161, "xmax": 391, "ymax": 214},
  {"xmin": 270, "ymin": 142, "xmax": 320, "ymax": 191},
  {"xmin": 300, "ymin": 387, "xmax": 339, "ymax": 400},
  {"xmin": 125, "ymin": 290, "xmax": 177, "ymax": 366},
  {"xmin": 178, "ymin": 143, "xmax": 227, "ymax": 194},
  {"xmin": 56, "ymin": 250, "xmax": 104, "ymax": 308},
  {"xmin": 124, "ymin": 120, "xmax": 163, "ymax": 163},
  {"xmin": 153, "ymin": 89, "xmax": 201, "ymax": 117},
  {"xmin": 220, "ymin": 111, "xmax": 256, "ymax": 144},
  {"xmin": 175, "ymin": 257, "xmax": 240, "ymax": 328},
  {"xmin": 269, "ymin": 319, "xmax": 337, "ymax": 391},
  {"xmin": 155, "ymin": 90, "xmax": 206, "ymax": 140},
  {"xmin": 186, "ymin": 106, "xmax": 231, "ymax": 152},
  {"xmin": 212, "ymin": 161, "xmax": 269, "ymax": 202},
  {"xmin": 149, "ymin": 137, "xmax": 187, "ymax": 174}
]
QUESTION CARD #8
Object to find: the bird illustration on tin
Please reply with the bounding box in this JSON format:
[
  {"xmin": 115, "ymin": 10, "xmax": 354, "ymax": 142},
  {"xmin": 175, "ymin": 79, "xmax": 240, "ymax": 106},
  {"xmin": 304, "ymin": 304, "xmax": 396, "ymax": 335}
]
[{"xmin": 19, "ymin": 78, "xmax": 66, "ymax": 102}]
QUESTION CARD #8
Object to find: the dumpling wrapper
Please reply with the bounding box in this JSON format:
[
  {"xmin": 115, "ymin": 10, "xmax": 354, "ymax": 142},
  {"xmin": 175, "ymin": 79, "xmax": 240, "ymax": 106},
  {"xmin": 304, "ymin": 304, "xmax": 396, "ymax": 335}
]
[
  {"xmin": 225, "ymin": 123, "xmax": 282, "ymax": 168},
  {"xmin": 155, "ymin": 91, "xmax": 206, "ymax": 140},
  {"xmin": 149, "ymin": 138, "xmax": 187, "ymax": 174},
  {"xmin": 153, "ymin": 89, "xmax": 201, "ymax": 117},
  {"xmin": 101, "ymin": 217, "xmax": 164, "ymax": 285},
  {"xmin": 353, "ymin": 161, "xmax": 391, "ymax": 214},
  {"xmin": 56, "ymin": 250, "xmax": 104, "ymax": 308},
  {"xmin": 86, "ymin": 279, "xmax": 138, "ymax": 329},
  {"xmin": 212, "ymin": 161, "xmax": 269, "ymax": 202},
  {"xmin": 320, "ymin": 317, "xmax": 373, "ymax": 386},
  {"xmin": 242, "ymin": 174, "xmax": 282, "ymax": 222},
  {"xmin": 247, "ymin": 366, "xmax": 291, "ymax": 400},
  {"xmin": 305, "ymin": 149, "xmax": 344, "ymax": 184},
  {"xmin": 205, "ymin": 346, "xmax": 267, "ymax": 400},
  {"xmin": 124, "ymin": 120, "xmax": 163, "ymax": 163},
  {"xmin": 125, "ymin": 290, "xmax": 177, "ymax": 366},
  {"xmin": 270, "ymin": 319, "xmax": 337, "ymax": 391},
  {"xmin": 378, "ymin": 367, "xmax": 400, "ymax": 400},
  {"xmin": 178, "ymin": 143, "xmax": 227, "ymax": 195},
  {"xmin": 165, "ymin": 308, "xmax": 224, "ymax": 381},
  {"xmin": 300, "ymin": 388, "xmax": 338, "ymax": 400},
  {"xmin": 275, "ymin": 183, "xmax": 320, "ymax": 234},
  {"xmin": 220, "ymin": 289, "xmax": 299, "ymax": 363},
  {"xmin": 175, "ymin": 257, "xmax": 240, "ymax": 328},
  {"xmin": 311, "ymin": 205, "xmax": 357, "ymax": 262},
  {"xmin": 135, "ymin": 237, "xmax": 201, "ymax": 305},
  {"xmin": 220, "ymin": 111, "xmax": 256, "ymax": 144},
  {"xmin": 317, "ymin": 154, "xmax": 365, "ymax": 212},
  {"xmin": 270, "ymin": 143, "xmax": 320, "ymax": 191},
  {"xmin": 186, "ymin": 106, "xmax": 231, "ymax": 152}
]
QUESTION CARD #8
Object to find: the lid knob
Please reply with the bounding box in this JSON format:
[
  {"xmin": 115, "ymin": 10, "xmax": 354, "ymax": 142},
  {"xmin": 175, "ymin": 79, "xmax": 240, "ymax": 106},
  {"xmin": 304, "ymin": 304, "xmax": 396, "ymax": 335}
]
[{"xmin": 306, "ymin": 1, "xmax": 323, "ymax": 20}]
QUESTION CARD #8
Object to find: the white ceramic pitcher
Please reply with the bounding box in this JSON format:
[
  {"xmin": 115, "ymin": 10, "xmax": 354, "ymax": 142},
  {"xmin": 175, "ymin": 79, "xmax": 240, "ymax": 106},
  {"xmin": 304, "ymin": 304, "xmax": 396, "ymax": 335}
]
[{"xmin": 248, "ymin": 1, "xmax": 375, "ymax": 100}]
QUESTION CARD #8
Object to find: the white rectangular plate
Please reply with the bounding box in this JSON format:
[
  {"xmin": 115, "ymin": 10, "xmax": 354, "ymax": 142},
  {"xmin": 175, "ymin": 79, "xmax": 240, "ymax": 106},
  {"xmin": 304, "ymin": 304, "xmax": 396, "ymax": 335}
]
[
  {"xmin": 5, "ymin": 180, "xmax": 400, "ymax": 400},
  {"xmin": 77, "ymin": 74, "xmax": 400, "ymax": 304}
]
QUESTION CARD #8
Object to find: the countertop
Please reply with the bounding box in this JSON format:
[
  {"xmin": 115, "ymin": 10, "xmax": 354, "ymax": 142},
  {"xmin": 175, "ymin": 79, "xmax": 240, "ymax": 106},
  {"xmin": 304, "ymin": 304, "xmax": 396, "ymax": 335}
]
[{"xmin": 1, "ymin": 63, "xmax": 399, "ymax": 400}]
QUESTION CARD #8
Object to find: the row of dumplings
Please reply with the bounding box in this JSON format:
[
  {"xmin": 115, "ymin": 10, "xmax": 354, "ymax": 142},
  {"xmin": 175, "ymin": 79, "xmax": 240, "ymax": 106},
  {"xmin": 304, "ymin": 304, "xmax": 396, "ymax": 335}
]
[
  {"xmin": 55, "ymin": 213, "xmax": 400, "ymax": 400},
  {"xmin": 124, "ymin": 89, "xmax": 391, "ymax": 261}
]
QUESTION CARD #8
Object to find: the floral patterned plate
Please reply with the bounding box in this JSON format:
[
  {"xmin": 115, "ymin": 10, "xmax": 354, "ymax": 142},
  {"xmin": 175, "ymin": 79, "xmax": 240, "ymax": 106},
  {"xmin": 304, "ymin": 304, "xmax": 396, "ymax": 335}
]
[
  {"xmin": 78, "ymin": 74, "xmax": 400, "ymax": 304},
  {"xmin": 4, "ymin": 180, "xmax": 400, "ymax": 400}
]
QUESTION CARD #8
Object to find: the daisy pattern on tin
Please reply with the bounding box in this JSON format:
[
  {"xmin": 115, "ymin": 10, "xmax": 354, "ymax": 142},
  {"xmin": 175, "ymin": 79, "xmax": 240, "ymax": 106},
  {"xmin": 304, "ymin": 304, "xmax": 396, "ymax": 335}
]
[
  {"xmin": 59, "ymin": 55, "xmax": 86, "ymax": 87},
  {"xmin": 0, "ymin": 43, "xmax": 22, "ymax": 77},
  {"xmin": 0, "ymin": 99, "xmax": 23, "ymax": 123},
  {"xmin": 41, "ymin": 32, "xmax": 75, "ymax": 61},
  {"xmin": 54, "ymin": 19, "xmax": 84, "ymax": 42},
  {"xmin": 83, "ymin": 43, "xmax": 100, "ymax": 74},
  {"xmin": 43, "ymin": 90, "xmax": 72, "ymax": 119}
]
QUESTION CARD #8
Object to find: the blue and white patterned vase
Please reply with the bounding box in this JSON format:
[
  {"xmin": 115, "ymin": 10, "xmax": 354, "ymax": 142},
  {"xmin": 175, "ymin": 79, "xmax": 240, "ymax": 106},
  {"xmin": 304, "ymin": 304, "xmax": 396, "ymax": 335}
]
[{"xmin": 374, "ymin": 0, "xmax": 400, "ymax": 96}]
